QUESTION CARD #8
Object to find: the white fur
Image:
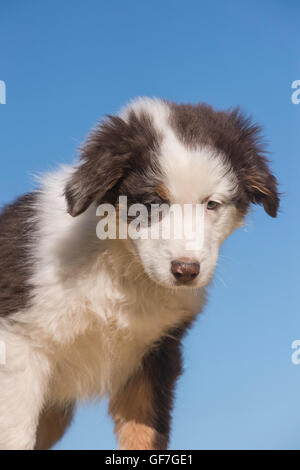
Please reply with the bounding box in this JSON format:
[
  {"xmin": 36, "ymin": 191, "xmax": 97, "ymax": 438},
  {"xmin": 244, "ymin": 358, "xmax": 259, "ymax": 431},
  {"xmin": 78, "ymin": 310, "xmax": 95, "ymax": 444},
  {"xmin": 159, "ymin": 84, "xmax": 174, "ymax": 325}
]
[{"xmin": 0, "ymin": 98, "xmax": 243, "ymax": 449}]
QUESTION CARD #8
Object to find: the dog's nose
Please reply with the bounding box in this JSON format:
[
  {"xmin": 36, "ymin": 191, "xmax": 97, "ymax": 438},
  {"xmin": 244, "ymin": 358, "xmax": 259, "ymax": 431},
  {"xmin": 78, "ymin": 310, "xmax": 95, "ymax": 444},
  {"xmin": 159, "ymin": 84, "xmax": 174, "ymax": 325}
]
[{"xmin": 171, "ymin": 258, "xmax": 200, "ymax": 283}]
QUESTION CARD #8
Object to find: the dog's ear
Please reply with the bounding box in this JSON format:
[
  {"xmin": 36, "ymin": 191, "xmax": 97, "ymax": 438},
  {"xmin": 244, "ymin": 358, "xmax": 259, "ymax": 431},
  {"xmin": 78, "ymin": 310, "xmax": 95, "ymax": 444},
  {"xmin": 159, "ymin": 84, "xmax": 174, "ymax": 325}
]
[
  {"xmin": 244, "ymin": 160, "xmax": 279, "ymax": 218},
  {"xmin": 66, "ymin": 111, "xmax": 160, "ymax": 217},
  {"xmin": 65, "ymin": 157, "xmax": 126, "ymax": 217},
  {"xmin": 229, "ymin": 110, "xmax": 280, "ymax": 218},
  {"xmin": 65, "ymin": 116, "xmax": 134, "ymax": 217}
]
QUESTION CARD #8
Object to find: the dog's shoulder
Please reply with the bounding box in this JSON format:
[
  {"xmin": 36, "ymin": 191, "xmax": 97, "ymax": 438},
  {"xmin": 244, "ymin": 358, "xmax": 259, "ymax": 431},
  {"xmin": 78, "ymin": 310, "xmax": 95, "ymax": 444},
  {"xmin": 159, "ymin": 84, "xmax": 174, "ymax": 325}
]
[{"xmin": 0, "ymin": 192, "xmax": 38, "ymax": 316}]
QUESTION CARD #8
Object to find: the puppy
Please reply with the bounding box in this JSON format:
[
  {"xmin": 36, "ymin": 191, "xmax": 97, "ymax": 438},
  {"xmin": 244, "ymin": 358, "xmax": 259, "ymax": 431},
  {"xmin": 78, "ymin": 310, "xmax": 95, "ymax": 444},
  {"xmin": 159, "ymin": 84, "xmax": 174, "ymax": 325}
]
[{"xmin": 0, "ymin": 98, "xmax": 279, "ymax": 449}]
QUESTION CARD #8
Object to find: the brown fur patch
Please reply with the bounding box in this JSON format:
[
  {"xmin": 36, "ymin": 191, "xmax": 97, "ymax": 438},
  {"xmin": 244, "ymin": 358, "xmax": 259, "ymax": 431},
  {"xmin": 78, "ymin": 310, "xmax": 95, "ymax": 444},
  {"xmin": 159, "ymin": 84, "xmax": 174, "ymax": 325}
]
[
  {"xmin": 35, "ymin": 403, "xmax": 75, "ymax": 450},
  {"xmin": 156, "ymin": 183, "xmax": 170, "ymax": 202},
  {"xmin": 117, "ymin": 422, "xmax": 162, "ymax": 451},
  {"xmin": 111, "ymin": 370, "xmax": 154, "ymax": 423},
  {"xmin": 110, "ymin": 371, "xmax": 161, "ymax": 450}
]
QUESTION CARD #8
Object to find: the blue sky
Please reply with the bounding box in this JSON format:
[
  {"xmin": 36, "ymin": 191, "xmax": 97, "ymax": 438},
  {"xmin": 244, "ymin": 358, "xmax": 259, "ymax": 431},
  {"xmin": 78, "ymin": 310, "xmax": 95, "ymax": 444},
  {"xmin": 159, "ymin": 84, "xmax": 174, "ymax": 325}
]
[{"xmin": 0, "ymin": 0, "xmax": 299, "ymax": 450}]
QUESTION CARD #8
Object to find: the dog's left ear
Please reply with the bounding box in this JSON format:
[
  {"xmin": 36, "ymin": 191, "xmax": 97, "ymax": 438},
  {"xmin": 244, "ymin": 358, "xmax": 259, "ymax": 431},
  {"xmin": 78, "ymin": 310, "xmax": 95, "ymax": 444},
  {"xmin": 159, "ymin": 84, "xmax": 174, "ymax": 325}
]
[
  {"xmin": 230, "ymin": 110, "xmax": 279, "ymax": 218},
  {"xmin": 244, "ymin": 157, "xmax": 279, "ymax": 218}
]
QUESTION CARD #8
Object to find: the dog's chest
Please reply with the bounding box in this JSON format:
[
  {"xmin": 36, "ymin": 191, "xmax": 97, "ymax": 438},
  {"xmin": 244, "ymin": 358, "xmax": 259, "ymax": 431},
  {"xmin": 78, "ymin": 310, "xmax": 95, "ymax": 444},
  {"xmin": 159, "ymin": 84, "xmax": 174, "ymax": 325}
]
[
  {"xmin": 48, "ymin": 280, "xmax": 201, "ymax": 403},
  {"xmin": 50, "ymin": 317, "xmax": 151, "ymax": 402}
]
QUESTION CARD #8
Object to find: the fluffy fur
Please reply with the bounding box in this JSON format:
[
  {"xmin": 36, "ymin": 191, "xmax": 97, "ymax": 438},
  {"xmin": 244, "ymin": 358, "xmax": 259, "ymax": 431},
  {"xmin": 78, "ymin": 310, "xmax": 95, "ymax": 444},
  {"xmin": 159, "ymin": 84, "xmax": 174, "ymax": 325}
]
[{"xmin": 0, "ymin": 97, "xmax": 279, "ymax": 449}]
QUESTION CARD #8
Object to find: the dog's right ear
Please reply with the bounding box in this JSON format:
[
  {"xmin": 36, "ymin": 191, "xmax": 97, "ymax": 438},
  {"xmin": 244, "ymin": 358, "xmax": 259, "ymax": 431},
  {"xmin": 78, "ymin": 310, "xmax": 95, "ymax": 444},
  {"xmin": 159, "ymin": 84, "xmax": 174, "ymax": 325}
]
[
  {"xmin": 65, "ymin": 158, "xmax": 125, "ymax": 217},
  {"xmin": 65, "ymin": 116, "xmax": 132, "ymax": 217},
  {"xmin": 65, "ymin": 110, "xmax": 160, "ymax": 217}
]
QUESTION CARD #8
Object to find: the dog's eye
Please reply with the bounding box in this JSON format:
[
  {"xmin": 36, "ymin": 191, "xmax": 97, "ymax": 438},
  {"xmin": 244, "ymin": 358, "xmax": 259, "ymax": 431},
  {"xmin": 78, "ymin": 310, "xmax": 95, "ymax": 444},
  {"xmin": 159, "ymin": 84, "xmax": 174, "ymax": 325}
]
[{"xmin": 206, "ymin": 200, "xmax": 220, "ymax": 210}]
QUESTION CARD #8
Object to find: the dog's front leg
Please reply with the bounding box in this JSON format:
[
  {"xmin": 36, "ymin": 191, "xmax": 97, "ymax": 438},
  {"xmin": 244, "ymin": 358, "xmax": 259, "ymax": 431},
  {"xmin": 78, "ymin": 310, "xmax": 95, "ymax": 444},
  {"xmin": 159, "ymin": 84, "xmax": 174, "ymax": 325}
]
[
  {"xmin": 109, "ymin": 334, "xmax": 183, "ymax": 450},
  {"xmin": 0, "ymin": 335, "xmax": 49, "ymax": 450}
]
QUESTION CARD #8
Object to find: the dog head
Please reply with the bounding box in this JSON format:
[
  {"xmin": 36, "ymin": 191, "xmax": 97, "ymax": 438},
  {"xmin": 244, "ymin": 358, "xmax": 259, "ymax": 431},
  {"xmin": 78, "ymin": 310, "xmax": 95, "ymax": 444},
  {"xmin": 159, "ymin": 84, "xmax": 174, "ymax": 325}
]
[{"xmin": 65, "ymin": 98, "xmax": 279, "ymax": 288}]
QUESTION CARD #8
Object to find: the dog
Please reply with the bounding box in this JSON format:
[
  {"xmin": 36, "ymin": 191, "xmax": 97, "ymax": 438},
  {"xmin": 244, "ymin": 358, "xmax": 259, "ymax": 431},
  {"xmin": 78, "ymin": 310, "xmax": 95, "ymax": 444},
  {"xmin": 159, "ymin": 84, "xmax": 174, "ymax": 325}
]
[{"xmin": 0, "ymin": 97, "xmax": 279, "ymax": 450}]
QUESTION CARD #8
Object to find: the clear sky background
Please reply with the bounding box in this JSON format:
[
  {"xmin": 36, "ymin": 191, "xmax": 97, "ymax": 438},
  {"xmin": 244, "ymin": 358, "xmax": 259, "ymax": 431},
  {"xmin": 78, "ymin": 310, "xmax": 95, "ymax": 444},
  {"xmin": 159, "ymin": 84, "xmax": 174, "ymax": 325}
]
[{"xmin": 0, "ymin": 0, "xmax": 299, "ymax": 450}]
